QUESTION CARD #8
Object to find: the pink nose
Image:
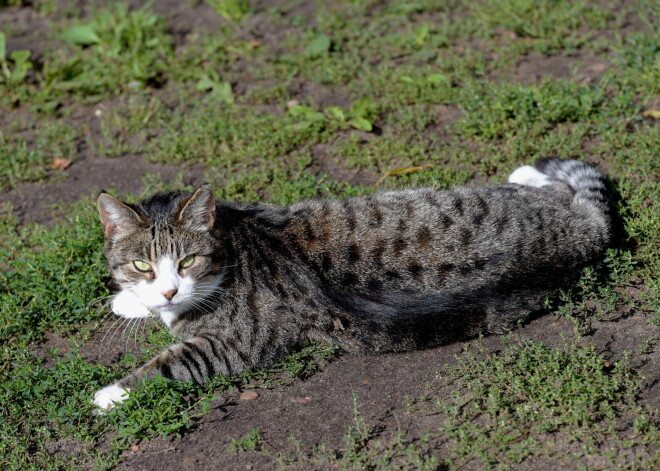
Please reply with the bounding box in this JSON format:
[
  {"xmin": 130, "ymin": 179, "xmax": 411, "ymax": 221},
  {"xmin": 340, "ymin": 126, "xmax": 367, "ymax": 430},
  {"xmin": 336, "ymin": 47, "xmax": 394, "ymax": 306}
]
[{"xmin": 163, "ymin": 289, "xmax": 178, "ymax": 300}]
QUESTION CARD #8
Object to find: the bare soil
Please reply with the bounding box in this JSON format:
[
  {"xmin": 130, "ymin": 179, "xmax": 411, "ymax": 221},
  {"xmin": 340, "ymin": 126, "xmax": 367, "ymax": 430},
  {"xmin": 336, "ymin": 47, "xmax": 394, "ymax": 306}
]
[{"xmin": 3, "ymin": 155, "xmax": 207, "ymax": 225}]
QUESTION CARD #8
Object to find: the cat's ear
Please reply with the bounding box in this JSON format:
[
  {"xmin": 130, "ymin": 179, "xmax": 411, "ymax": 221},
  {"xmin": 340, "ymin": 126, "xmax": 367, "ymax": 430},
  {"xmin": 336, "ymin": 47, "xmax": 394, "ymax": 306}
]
[
  {"xmin": 177, "ymin": 184, "xmax": 216, "ymax": 231},
  {"xmin": 97, "ymin": 191, "xmax": 143, "ymax": 238}
]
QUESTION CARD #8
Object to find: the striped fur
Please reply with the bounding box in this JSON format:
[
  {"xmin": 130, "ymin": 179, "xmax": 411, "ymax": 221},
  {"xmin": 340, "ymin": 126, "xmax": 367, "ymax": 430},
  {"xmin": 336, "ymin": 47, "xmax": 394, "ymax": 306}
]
[{"xmin": 93, "ymin": 158, "xmax": 612, "ymax": 410}]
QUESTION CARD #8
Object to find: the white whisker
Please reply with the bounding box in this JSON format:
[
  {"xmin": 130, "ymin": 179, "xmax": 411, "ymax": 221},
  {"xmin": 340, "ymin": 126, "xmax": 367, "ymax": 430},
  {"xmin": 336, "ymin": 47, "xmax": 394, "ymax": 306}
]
[
  {"xmin": 86, "ymin": 294, "xmax": 114, "ymax": 311},
  {"xmin": 123, "ymin": 319, "xmax": 133, "ymax": 352},
  {"xmin": 108, "ymin": 318, "xmax": 129, "ymax": 348},
  {"xmin": 127, "ymin": 318, "xmax": 140, "ymax": 352},
  {"xmin": 100, "ymin": 315, "xmax": 123, "ymax": 344}
]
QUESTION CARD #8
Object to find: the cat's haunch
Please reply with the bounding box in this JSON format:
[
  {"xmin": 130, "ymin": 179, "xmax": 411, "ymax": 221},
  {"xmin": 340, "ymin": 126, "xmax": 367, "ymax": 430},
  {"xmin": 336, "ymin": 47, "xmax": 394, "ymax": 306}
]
[{"xmin": 92, "ymin": 158, "xmax": 611, "ymax": 412}]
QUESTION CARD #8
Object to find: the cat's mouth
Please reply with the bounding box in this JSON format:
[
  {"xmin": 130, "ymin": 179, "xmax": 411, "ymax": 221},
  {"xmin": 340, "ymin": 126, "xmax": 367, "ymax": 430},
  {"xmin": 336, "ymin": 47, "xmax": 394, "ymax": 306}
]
[
  {"xmin": 158, "ymin": 300, "xmax": 178, "ymax": 310},
  {"xmin": 156, "ymin": 299, "xmax": 187, "ymax": 312}
]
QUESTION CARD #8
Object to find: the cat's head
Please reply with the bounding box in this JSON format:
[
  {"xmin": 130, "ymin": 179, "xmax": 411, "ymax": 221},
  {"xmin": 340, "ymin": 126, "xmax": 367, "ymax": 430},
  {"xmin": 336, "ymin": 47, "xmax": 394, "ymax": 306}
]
[{"xmin": 97, "ymin": 184, "xmax": 225, "ymax": 323}]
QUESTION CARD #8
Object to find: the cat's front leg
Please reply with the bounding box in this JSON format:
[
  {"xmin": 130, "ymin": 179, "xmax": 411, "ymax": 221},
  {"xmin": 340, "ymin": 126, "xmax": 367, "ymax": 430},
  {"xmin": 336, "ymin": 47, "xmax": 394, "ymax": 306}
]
[
  {"xmin": 92, "ymin": 336, "xmax": 237, "ymax": 413},
  {"xmin": 92, "ymin": 383, "xmax": 131, "ymax": 413}
]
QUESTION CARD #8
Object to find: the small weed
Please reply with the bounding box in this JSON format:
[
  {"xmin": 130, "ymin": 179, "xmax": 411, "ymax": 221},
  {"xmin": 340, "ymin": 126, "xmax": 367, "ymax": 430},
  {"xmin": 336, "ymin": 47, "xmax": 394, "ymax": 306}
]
[
  {"xmin": 339, "ymin": 394, "xmax": 376, "ymax": 462},
  {"xmin": 39, "ymin": 3, "xmax": 173, "ymax": 104},
  {"xmin": 196, "ymin": 70, "xmax": 234, "ymax": 104},
  {"xmin": 228, "ymin": 429, "xmax": 264, "ymax": 453},
  {"xmin": 0, "ymin": 32, "xmax": 32, "ymax": 89},
  {"xmin": 206, "ymin": 0, "xmax": 250, "ymax": 23},
  {"xmin": 271, "ymin": 394, "xmax": 444, "ymax": 470},
  {"xmin": 288, "ymin": 97, "xmax": 377, "ymax": 132},
  {"xmin": 417, "ymin": 338, "xmax": 657, "ymax": 468},
  {"xmin": 304, "ymin": 33, "xmax": 332, "ymax": 58},
  {"xmin": 469, "ymin": 0, "xmax": 611, "ymax": 51}
]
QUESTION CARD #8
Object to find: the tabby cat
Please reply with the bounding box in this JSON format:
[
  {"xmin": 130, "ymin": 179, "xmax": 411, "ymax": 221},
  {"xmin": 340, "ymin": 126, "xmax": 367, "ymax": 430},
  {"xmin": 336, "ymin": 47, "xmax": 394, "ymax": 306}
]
[{"xmin": 93, "ymin": 158, "xmax": 611, "ymax": 411}]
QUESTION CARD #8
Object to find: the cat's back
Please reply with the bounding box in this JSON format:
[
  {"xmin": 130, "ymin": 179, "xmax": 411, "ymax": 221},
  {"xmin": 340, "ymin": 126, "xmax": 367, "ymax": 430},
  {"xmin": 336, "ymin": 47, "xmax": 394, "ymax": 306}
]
[{"xmin": 268, "ymin": 184, "xmax": 575, "ymax": 292}]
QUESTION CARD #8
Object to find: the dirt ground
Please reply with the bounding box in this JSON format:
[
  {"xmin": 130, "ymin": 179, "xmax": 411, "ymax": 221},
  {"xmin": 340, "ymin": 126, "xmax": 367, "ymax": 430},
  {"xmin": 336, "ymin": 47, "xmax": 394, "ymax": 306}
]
[{"xmin": 2, "ymin": 1, "xmax": 658, "ymax": 469}]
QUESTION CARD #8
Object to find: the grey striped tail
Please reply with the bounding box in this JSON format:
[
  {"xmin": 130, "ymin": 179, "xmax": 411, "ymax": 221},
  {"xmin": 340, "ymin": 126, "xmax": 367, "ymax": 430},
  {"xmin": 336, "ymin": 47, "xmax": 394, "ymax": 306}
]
[{"xmin": 535, "ymin": 158, "xmax": 612, "ymax": 241}]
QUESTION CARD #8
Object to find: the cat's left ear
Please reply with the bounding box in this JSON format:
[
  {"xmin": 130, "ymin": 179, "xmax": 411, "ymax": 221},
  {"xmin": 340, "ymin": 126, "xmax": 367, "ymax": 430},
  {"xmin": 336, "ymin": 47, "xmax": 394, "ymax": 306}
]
[{"xmin": 177, "ymin": 184, "xmax": 216, "ymax": 231}]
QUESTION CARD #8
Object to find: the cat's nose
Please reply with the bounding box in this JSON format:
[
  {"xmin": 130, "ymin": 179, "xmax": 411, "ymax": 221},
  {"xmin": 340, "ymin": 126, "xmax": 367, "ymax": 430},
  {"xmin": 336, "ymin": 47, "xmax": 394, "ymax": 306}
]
[{"xmin": 163, "ymin": 289, "xmax": 178, "ymax": 300}]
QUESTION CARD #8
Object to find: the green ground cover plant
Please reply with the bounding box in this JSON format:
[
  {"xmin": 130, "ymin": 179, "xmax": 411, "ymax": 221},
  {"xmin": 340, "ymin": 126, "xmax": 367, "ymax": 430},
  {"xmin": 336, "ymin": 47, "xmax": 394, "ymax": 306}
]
[
  {"xmin": 0, "ymin": 0, "xmax": 658, "ymax": 469},
  {"xmin": 432, "ymin": 339, "xmax": 657, "ymax": 469}
]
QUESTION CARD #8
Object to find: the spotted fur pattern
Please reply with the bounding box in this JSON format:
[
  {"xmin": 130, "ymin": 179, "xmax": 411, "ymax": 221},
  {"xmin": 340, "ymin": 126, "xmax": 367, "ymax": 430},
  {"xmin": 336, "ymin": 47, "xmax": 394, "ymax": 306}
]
[{"xmin": 93, "ymin": 158, "xmax": 612, "ymax": 410}]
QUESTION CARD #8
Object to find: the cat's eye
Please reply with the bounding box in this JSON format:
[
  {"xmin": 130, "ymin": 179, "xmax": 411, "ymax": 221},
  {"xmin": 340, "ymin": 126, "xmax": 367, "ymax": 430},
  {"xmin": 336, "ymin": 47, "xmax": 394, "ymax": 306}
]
[
  {"xmin": 179, "ymin": 255, "xmax": 195, "ymax": 269},
  {"xmin": 133, "ymin": 260, "xmax": 152, "ymax": 272}
]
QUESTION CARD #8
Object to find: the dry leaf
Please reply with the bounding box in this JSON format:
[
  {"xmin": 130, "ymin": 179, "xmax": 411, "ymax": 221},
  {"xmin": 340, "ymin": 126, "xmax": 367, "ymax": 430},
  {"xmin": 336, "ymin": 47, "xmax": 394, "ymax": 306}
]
[
  {"xmin": 52, "ymin": 157, "xmax": 73, "ymax": 170},
  {"xmin": 239, "ymin": 390, "xmax": 259, "ymax": 401},
  {"xmin": 642, "ymin": 109, "xmax": 660, "ymax": 119},
  {"xmin": 375, "ymin": 164, "xmax": 433, "ymax": 186}
]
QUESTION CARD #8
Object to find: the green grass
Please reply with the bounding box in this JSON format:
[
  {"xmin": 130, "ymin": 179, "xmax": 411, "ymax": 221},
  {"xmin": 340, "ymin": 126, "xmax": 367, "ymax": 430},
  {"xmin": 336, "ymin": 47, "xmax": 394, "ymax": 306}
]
[
  {"xmin": 469, "ymin": 0, "xmax": 612, "ymax": 46},
  {"xmin": 206, "ymin": 0, "xmax": 251, "ymax": 23},
  {"xmin": 421, "ymin": 338, "xmax": 658, "ymax": 469},
  {"xmin": 0, "ymin": 132, "xmax": 46, "ymax": 190},
  {"xmin": 0, "ymin": 0, "xmax": 658, "ymax": 469}
]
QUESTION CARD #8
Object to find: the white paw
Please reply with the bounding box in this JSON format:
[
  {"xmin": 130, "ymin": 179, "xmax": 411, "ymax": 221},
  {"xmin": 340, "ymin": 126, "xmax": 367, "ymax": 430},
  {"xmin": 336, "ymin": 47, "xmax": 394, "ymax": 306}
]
[
  {"xmin": 112, "ymin": 289, "xmax": 151, "ymax": 318},
  {"xmin": 92, "ymin": 383, "xmax": 130, "ymax": 414},
  {"xmin": 508, "ymin": 165, "xmax": 551, "ymax": 188}
]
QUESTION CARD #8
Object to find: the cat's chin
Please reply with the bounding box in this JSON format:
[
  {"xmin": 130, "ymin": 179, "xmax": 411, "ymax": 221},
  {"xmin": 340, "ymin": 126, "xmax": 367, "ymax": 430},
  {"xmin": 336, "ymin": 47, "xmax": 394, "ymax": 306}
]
[
  {"xmin": 159, "ymin": 310, "xmax": 179, "ymax": 327},
  {"xmin": 149, "ymin": 297, "xmax": 199, "ymax": 327},
  {"xmin": 156, "ymin": 306, "xmax": 184, "ymax": 328}
]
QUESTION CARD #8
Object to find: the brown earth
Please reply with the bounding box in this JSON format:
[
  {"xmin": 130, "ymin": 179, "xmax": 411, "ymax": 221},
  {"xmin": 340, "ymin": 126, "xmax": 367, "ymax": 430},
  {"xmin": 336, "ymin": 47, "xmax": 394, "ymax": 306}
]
[{"xmin": 3, "ymin": 154, "xmax": 207, "ymax": 225}]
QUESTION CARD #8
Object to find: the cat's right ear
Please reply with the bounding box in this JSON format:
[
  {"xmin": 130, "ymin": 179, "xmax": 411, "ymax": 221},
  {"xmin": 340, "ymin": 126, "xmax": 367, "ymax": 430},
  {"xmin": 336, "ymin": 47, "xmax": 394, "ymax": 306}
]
[
  {"xmin": 97, "ymin": 191, "xmax": 142, "ymax": 238},
  {"xmin": 176, "ymin": 184, "xmax": 216, "ymax": 231}
]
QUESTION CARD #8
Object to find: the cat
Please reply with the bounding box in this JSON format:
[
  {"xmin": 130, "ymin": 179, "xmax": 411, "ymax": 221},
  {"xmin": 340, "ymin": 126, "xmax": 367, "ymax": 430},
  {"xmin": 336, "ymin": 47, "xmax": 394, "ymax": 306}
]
[{"xmin": 92, "ymin": 158, "xmax": 611, "ymax": 411}]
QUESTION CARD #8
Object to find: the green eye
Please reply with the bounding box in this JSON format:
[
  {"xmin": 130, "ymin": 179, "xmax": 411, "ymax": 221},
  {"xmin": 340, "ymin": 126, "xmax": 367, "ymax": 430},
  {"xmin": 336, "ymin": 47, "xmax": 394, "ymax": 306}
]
[
  {"xmin": 133, "ymin": 260, "xmax": 152, "ymax": 272},
  {"xmin": 179, "ymin": 255, "xmax": 195, "ymax": 269}
]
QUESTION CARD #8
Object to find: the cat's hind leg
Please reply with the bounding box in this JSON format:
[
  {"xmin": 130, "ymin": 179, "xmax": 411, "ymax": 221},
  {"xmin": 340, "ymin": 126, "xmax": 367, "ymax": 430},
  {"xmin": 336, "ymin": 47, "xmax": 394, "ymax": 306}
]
[{"xmin": 508, "ymin": 165, "xmax": 552, "ymax": 188}]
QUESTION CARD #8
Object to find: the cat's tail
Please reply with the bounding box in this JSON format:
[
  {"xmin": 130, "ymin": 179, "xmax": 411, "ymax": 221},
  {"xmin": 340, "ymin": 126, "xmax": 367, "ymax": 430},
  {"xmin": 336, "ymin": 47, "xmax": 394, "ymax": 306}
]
[{"xmin": 510, "ymin": 158, "xmax": 612, "ymax": 246}]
